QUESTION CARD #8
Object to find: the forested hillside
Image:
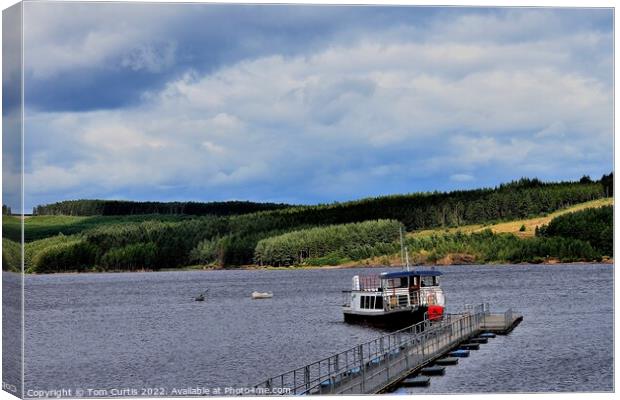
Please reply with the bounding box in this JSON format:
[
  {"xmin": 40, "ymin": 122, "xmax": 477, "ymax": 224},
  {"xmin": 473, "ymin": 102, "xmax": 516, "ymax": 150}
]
[
  {"xmin": 250, "ymin": 207, "xmax": 614, "ymax": 268},
  {"xmin": 401, "ymin": 229, "xmax": 603, "ymax": 265},
  {"xmin": 395, "ymin": 206, "xmax": 614, "ymax": 265},
  {"xmin": 537, "ymin": 206, "xmax": 613, "ymax": 255},
  {"xmin": 35, "ymin": 178, "xmax": 605, "ymax": 223},
  {"xmin": 2, "ymin": 175, "xmax": 613, "ymax": 273},
  {"xmin": 254, "ymin": 220, "xmax": 403, "ymax": 267}
]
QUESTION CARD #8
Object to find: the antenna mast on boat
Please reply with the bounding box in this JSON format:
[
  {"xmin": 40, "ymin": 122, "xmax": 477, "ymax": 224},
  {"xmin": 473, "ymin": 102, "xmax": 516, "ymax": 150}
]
[
  {"xmin": 399, "ymin": 226, "xmax": 405, "ymax": 268},
  {"xmin": 405, "ymin": 247, "xmax": 411, "ymax": 271},
  {"xmin": 399, "ymin": 226, "xmax": 410, "ymax": 271}
]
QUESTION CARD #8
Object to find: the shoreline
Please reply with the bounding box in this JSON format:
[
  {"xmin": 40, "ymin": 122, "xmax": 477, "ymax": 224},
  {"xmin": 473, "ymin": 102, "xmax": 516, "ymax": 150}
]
[{"xmin": 8, "ymin": 258, "xmax": 613, "ymax": 276}]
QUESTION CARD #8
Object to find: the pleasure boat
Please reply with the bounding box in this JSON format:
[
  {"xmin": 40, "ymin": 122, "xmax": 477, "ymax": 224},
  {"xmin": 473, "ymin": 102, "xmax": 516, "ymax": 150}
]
[{"xmin": 341, "ymin": 269, "xmax": 445, "ymax": 328}]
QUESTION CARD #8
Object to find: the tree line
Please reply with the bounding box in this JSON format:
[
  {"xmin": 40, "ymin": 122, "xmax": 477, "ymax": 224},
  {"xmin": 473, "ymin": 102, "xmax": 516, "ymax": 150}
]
[
  {"xmin": 33, "ymin": 200, "xmax": 292, "ymax": 216},
  {"xmin": 33, "ymin": 176, "xmax": 610, "ymax": 225}
]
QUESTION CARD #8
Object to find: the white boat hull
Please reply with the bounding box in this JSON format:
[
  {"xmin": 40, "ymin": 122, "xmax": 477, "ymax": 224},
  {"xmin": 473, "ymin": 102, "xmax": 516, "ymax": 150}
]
[{"xmin": 252, "ymin": 291, "xmax": 273, "ymax": 299}]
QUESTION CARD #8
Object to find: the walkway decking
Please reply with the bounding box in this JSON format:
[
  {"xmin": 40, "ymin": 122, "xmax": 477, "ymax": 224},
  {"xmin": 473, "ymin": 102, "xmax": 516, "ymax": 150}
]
[
  {"xmin": 254, "ymin": 304, "xmax": 522, "ymax": 395},
  {"xmin": 480, "ymin": 309, "xmax": 523, "ymax": 334}
]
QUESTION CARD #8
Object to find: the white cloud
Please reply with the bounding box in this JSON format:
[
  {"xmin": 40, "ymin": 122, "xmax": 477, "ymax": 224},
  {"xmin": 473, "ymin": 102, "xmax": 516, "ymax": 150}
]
[
  {"xmin": 201, "ymin": 141, "xmax": 226, "ymax": 154},
  {"xmin": 22, "ymin": 9, "xmax": 613, "ymax": 206}
]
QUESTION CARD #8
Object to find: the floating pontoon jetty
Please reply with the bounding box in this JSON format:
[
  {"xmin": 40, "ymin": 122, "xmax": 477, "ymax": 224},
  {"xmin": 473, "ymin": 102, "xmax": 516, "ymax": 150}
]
[{"xmin": 254, "ymin": 303, "xmax": 522, "ymax": 395}]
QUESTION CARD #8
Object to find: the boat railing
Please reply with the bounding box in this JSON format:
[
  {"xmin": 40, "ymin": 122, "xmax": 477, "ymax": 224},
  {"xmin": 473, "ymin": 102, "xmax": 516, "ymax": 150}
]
[
  {"xmin": 385, "ymin": 290, "xmax": 421, "ymax": 310},
  {"xmin": 359, "ymin": 275, "xmax": 381, "ymax": 290},
  {"xmin": 464, "ymin": 303, "xmax": 487, "ymax": 315},
  {"xmin": 254, "ymin": 304, "xmax": 488, "ymax": 395}
]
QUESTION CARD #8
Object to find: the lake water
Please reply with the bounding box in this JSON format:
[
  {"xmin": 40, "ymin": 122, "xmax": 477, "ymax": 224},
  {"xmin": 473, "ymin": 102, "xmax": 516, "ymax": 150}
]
[{"xmin": 18, "ymin": 264, "xmax": 613, "ymax": 395}]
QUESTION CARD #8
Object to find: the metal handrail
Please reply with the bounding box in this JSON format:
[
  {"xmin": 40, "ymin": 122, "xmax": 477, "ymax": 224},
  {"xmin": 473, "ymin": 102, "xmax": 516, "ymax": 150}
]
[{"xmin": 254, "ymin": 303, "xmax": 488, "ymax": 395}]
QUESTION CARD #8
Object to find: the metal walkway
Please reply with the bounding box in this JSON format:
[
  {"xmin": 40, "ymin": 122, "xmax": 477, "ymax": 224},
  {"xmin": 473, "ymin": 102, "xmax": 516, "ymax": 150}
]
[{"xmin": 254, "ymin": 304, "xmax": 522, "ymax": 395}]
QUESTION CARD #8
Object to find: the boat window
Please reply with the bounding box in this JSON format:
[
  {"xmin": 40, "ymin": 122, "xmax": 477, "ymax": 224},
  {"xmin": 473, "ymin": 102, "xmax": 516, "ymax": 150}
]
[
  {"xmin": 375, "ymin": 296, "xmax": 383, "ymax": 309},
  {"xmin": 361, "ymin": 296, "xmax": 373, "ymax": 309},
  {"xmin": 361, "ymin": 295, "xmax": 381, "ymax": 309},
  {"xmin": 421, "ymin": 276, "xmax": 436, "ymax": 287}
]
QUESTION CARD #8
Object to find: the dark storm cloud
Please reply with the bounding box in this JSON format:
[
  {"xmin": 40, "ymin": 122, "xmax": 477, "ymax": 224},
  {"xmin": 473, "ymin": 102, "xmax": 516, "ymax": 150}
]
[{"xmin": 24, "ymin": 3, "xmax": 448, "ymax": 112}]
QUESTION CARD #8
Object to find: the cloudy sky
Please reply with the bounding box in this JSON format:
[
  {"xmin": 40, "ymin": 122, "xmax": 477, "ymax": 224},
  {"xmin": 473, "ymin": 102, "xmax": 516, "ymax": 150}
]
[{"xmin": 13, "ymin": 3, "xmax": 614, "ymax": 210}]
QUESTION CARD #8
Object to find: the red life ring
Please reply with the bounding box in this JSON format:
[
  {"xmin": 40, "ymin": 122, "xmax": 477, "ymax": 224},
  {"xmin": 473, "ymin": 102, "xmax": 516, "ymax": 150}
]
[{"xmin": 428, "ymin": 305, "xmax": 444, "ymax": 320}]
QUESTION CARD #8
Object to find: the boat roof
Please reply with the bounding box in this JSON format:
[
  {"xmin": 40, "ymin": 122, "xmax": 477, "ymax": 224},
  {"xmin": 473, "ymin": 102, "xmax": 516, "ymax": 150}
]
[{"xmin": 380, "ymin": 270, "xmax": 442, "ymax": 279}]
